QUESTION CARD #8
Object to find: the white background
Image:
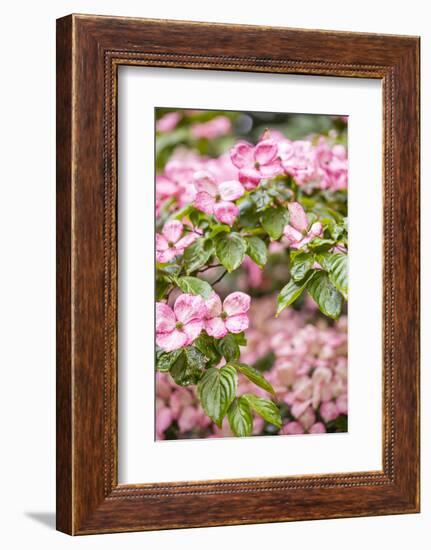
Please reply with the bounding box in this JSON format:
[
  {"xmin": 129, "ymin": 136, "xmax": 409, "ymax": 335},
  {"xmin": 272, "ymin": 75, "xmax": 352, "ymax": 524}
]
[
  {"xmin": 0, "ymin": 1, "xmax": 428, "ymax": 549},
  {"xmin": 118, "ymin": 67, "xmax": 382, "ymax": 483}
]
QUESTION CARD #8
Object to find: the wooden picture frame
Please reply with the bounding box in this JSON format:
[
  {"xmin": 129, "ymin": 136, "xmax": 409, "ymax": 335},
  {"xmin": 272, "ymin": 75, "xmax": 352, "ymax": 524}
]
[{"xmin": 56, "ymin": 14, "xmax": 420, "ymax": 535}]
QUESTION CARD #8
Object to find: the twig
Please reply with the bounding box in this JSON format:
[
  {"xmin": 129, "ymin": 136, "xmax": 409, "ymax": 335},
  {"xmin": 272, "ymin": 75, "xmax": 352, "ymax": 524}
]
[
  {"xmin": 197, "ymin": 263, "xmax": 222, "ymax": 273},
  {"xmin": 211, "ymin": 269, "xmax": 228, "ymax": 286}
]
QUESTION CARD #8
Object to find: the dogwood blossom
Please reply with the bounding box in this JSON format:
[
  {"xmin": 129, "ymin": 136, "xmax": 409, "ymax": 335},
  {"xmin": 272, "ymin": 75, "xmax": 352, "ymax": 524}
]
[
  {"xmin": 204, "ymin": 291, "xmax": 251, "ymax": 338},
  {"xmin": 193, "ymin": 171, "xmax": 245, "ymax": 226},
  {"xmin": 283, "ymin": 202, "xmax": 323, "ymax": 249},
  {"xmin": 156, "ymin": 294, "xmax": 206, "ymax": 352},
  {"xmin": 156, "ymin": 220, "xmax": 198, "ymax": 263},
  {"xmin": 230, "ymin": 138, "xmax": 282, "ymax": 189}
]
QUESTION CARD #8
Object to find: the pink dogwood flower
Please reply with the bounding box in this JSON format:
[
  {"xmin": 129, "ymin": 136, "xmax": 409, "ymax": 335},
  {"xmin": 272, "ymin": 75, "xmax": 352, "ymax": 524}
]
[
  {"xmin": 191, "ymin": 116, "xmax": 231, "ymax": 139},
  {"xmin": 156, "ymin": 112, "xmax": 181, "ymax": 133},
  {"xmin": 230, "ymin": 137, "xmax": 282, "ymax": 189},
  {"xmin": 205, "ymin": 291, "xmax": 251, "ymax": 338},
  {"xmin": 156, "ymin": 220, "xmax": 198, "ymax": 263},
  {"xmin": 193, "ymin": 171, "xmax": 245, "ymax": 226},
  {"xmin": 283, "ymin": 202, "xmax": 323, "ymax": 249},
  {"xmin": 156, "ymin": 294, "xmax": 206, "ymax": 352}
]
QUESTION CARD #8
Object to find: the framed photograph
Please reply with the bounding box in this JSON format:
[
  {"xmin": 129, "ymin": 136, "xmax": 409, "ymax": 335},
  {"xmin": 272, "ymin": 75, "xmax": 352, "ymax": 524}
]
[{"xmin": 56, "ymin": 14, "xmax": 420, "ymax": 534}]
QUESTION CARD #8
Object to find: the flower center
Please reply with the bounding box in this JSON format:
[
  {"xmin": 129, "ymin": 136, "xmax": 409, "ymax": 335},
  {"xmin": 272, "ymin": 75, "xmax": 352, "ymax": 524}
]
[
  {"xmin": 254, "ymin": 161, "xmax": 260, "ymax": 169},
  {"xmin": 220, "ymin": 311, "xmax": 228, "ymax": 320},
  {"xmin": 175, "ymin": 321, "xmax": 184, "ymax": 330},
  {"xmin": 215, "ymin": 193, "xmax": 221, "ymax": 202},
  {"xmin": 168, "ymin": 241, "xmax": 175, "ymax": 247}
]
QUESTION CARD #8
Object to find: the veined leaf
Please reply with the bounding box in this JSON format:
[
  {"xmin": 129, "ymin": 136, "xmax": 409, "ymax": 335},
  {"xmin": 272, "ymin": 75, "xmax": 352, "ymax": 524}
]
[
  {"xmin": 306, "ymin": 270, "xmax": 343, "ymax": 319},
  {"xmin": 261, "ymin": 206, "xmax": 288, "ymax": 240},
  {"xmin": 233, "ymin": 363, "xmax": 275, "ymax": 395},
  {"xmin": 183, "ymin": 238, "xmax": 214, "ymax": 274},
  {"xmin": 215, "ymin": 233, "xmax": 247, "ymax": 272},
  {"xmin": 316, "ymin": 252, "xmax": 348, "ymax": 300},
  {"xmin": 227, "ymin": 397, "xmax": 253, "ymax": 437},
  {"xmin": 176, "ymin": 276, "xmax": 213, "ymax": 299},
  {"xmin": 193, "ymin": 333, "xmax": 222, "ymax": 367},
  {"xmin": 290, "ymin": 251, "xmax": 314, "ymax": 282},
  {"xmin": 197, "ymin": 365, "xmax": 238, "ymax": 426},
  {"xmin": 155, "ymin": 348, "xmax": 182, "ymax": 372},
  {"xmin": 276, "ymin": 274, "xmax": 312, "ymax": 316},
  {"xmin": 241, "ymin": 394, "xmax": 282, "ymax": 428},
  {"xmin": 169, "ymin": 347, "xmax": 207, "ymax": 386},
  {"xmin": 245, "ymin": 236, "xmax": 267, "ymax": 268},
  {"xmin": 216, "ymin": 333, "xmax": 240, "ymax": 362}
]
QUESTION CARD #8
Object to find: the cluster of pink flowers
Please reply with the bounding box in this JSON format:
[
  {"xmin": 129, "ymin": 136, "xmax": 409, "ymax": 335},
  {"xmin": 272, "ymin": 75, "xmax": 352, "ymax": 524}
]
[
  {"xmin": 191, "ymin": 115, "xmax": 231, "ymax": 140},
  {"xmin": 156, "ymin": 291, "xmax": 251, "ymax": 352},
  {"xmin": 156, "ymin": 130, "xmax": 348, "ymax": 222},
  {"xmin": 277, "ymin": 134, "xmax": 348, "ymax": 191},
  {"xmin": 156, "ymin": 294, "xmax": 347, "ymax": 439}
]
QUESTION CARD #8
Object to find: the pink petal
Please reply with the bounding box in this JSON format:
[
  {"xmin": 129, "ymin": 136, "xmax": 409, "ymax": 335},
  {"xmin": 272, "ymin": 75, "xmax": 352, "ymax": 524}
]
[
  {"xmin": 174, "ymin": 293, "xmax": 206, "ymax": 325},
  {"xmin": 193, "ymin": 171, "xmax": 218, "ymax": 195},
  {"xmin": 223, "ymin": 291, "xmax": 251, "ymax": 316},
  {"xmin": 213, "ymin": 201, "xmax": 239, "ymax": 226},
  {"xmin": 238, "ymin": 168, "xmax": 262, "ymax": 189},
  {"xmin": 195, "ymin": 191, "xmax": 216, "ymax": 216},
  {"xmin": 309, "ymin": 222, "xmax": 323, "ymax": 237},
  {"xmin": 183, "ymin": 319, "xmax": 204, "ymax": 344},
  {"xmin": 156, "ymin": 407, "xmax": 173, "ymax": 435},
  {"xmin": 178, "ymin": 406, "xmax": 199, "ymax": 433},
  {"xmin": 156, "ymin": 302, "xmax": 176, "ymax": 334},
  {"xmin": 205, "ymin": 292, "xmax": 223, "ymax": 319},
  {"xmin": 156, "ymin": 248, "xmax": 178, "ymax": 263},
  {"xmin": 320, "ymin": 401, "xmax": 340, "ymax": 423},
  {"xmin": 218, "ymin": 180, "xmax": 245, "ymax": 201},
  {"xmin": 288, "ymin": 202, "xmax": 308, "ymax": 232},
  {"xmin": 258, "ymin": 158, "xmax": 283, "ymax": 178},
  {"xmin": 230, "ymin": 141, "xmax": 254, "ymax": 169},
  {"xmin": 156, "ymin": 175, "xmax": 177, "ymax": 197},
  {"xmin": 155, "ymin": 233, "xmax": 169, "ymax": 251},
  {"xmin": 162, "ymin": 219, "xmax": 183, "ymax": 243},
  {"xmin": 309, "ymin": 422, "xmax": 326, "ymax": 434},
  {"xmin": 175, "ymin": 232, "xmax": 198, "ymax": 250},
  {"xmin": 254, "ymin": 139, "xmax": 278, "ymax": 166},
  {"xmin": 282, "ymin": 421, "xmax": 304, "ymax": 435},
  {"xmin": 291, "ymin": 399, "xmax": 312, "ymax": 419},
  {"xmin": 156, "ymin": 329, "xmax": 188, "ymax": 352},
  {"xmin": 225, "ymin": 313, "xmax": 249, "ymax": 333},
  {"xmin": 205, "ymin": 317, "xmax": 228, "ymax": 339}
]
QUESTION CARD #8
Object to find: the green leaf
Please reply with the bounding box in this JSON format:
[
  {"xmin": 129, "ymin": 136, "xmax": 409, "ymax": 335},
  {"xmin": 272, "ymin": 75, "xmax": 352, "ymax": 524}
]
[
  {"xmin": 276, "ymin": 274, "xmax": 311, "ymax": 316},
  {"xmin": 290, "ymin": 251, "xmax": 314, "ymax": 282},
  {"xmin": 316, "ymin": 252, "xmax": 348, "ymax": 300},
  {"xmin": 197, "ymin": 365, "xmax": 238, "ymax": 426},
  {"xmin": 233, "ymin": 332, "xmax": 247, "ymax": 347},
  {"xmin": 251, "ymin": 189, "xmax": 271, "ymax": 211},
  {"xmin": 241, "ymin": 394, "xmax": 282, "ymax": 428},
  {"xmin": 233, "ymin": 363, "xmax": 275, "ymax": 395},
  {"xmin": 227, "ymin": 397, "xmax": 253, "ymax": 437},
  {"xmin": 245, "ymin": 236, "xmax": 267, "ymax": 268},
  {"xmin": 183, "ymin": 238, "xmax": 214, "ymax": 274},
  {"xmin": 193, "ymin": 333, "xmax": 222, "ymax": 367},
  {"xmin": 176, "ymin": 276, "xmax": 213, "ymax": 299},
  {"xmin": 215, "ymin": 232, "xmax": 247, "ymax": 272},
  {"xmin": 170, "ymin": 347, "xmax": 207, "ymax": 386},
  {"xmin": 216, "ymin": 333, "xmax": 240, "ymax": 362},
  {"xmin": 208, "ymin": 224, "xmax": 231, "ymax": 239},
  {"xmin": 261, "ymin": 206, "xmax": 288, "ymax": 240},
  {"xmin": 306, "ymin": 270, "xmax": 343, "ymax": 319},
  {"xmin": 155, "ymin": 348, "xmax": 183, "ymax": 372},
  {"xmin": 155, "ymin": 278, "xmax": 171, "ymax": 301},
  {"xmin": 307, "ymin": 238, "xmax": 336, "ymax": 252}
]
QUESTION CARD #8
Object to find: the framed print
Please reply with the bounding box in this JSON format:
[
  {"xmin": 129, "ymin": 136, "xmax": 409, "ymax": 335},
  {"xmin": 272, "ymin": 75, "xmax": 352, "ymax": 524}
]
[{"xmin": 56, "ymin": 14, "xmax": 420, "ymax": 534}]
